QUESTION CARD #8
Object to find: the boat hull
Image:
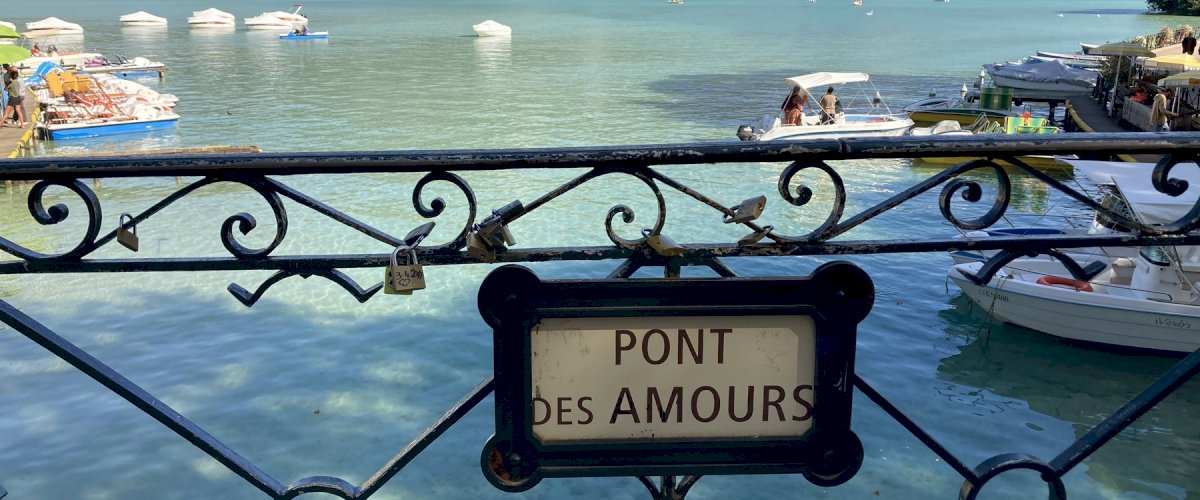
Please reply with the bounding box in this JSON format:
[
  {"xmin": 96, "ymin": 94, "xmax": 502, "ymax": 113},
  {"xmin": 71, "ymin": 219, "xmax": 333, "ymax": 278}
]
[
  {"xmin": 949, "ymin": 268, "xmax": 1200, "ymax": 353},
  {"xmin": 914, "ymin": 155, "xmax": 1068, "ymax": 170},
  {"xmin": 279, "ymin": 32, "xmax": 329, "ymax": 39},
  {"xmin": 907, "ymin": 109, "xmax": 1009, "ymax": 127},
  {"xmin": 45, "ymin": 117, "xmax": 178, "ymax": 140},
  {"xmin": 756, "ymin": 117, "xmax": 913, "ymax": 140}
]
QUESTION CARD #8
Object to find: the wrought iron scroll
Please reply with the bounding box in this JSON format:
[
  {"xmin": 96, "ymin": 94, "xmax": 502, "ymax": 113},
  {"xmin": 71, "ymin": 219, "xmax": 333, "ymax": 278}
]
[{"xmin": 5, "ymin": 134, "xmax": 1200, "ymax": 498}]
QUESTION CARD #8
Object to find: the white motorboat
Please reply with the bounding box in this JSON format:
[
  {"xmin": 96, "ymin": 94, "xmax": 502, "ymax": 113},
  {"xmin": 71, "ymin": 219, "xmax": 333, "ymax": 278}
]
[
  {"xmin": 80, "ymin": 55, "xmax": 167, "ymax": 78},
  {"xmin": 119, "ymin": 11, "xmax": 168, "ymax": 26},
  {"xmin": 472, "ymin": 20, "xmax": 512, "ymax": 37},
  {"xmin": 26, "ymin": 17, "xmax": 84, "ymax": 35},
  {"xmin": 244, "ymin": 14, "xmax": 297, "ymax": 30},
  {"xmin": 13, "ymin": 35, "xmax": 102, "ymax": 75},
  {"xmin": 246, "ymin": 4, "xmax": 308, "ymax": 29},
  {"xmin": 984, "ymin": 59, "xmax": 1096, "ymax": 93},
  {"xmin": 948, "ymin": 159, "xmax": 1200, "ymax": 353},
  {"xmin": 188, "ymin": 9, "xmax": 236, "ymax": 28},
  {"xmin": 735, "ymin": 72, "xmax": 914, "ymax": 141}
]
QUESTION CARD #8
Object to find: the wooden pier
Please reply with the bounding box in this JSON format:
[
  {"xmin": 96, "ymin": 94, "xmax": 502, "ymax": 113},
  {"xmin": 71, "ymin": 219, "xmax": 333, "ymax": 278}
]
[
  {"xmin": 0, "ymin": 100, "xmax": 34, "ymax": 159},
  {"xmin": 1063, "ymin": 97, "xmax": 1160, "ymax": 163}
]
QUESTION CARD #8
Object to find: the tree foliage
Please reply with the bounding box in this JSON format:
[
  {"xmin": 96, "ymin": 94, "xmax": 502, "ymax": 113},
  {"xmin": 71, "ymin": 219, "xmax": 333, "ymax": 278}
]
[{"xmin": 1147, "ymin": 0, "xmax": 1200, "ymax": 15}]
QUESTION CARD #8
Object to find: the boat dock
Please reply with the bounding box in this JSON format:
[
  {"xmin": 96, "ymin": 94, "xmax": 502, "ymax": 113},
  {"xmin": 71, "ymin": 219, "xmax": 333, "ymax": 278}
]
[
  {"xmin": 1063, "ymin": 95, "xmax": 1160, "ymax": 163},
  {"xmin": 0, "ymin": 103, "xmax": 35, "ymax": 159}
]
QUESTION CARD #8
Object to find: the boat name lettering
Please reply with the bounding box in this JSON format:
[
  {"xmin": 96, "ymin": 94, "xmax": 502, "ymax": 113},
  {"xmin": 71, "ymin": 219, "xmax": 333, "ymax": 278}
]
[
  {"xmin": 981, "ymin": 289, "xmax": 1009, "ymax": 302},
  {"xmin": 1155, "ymin": 317, "xmax": 1192, "ymax": 329}
]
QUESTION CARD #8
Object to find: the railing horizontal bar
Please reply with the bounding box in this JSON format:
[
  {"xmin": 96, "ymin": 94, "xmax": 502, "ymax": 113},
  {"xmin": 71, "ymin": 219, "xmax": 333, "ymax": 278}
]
[
  {"xmin": 2, "ymin": 233, "xmax": 1197, "ymax": 274},
  {"xmin": 1, "ymin": 133, "xmax": 1198, "ymax": 180}
]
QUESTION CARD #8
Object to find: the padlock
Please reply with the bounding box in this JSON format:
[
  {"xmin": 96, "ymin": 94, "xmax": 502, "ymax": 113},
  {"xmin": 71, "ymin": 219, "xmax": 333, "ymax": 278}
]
[
  {"xmin": 724, "ymin": 195, "xmax": 767, "ymax": 224},
  {"xmin": 384, "ymin": 245, "xmax": 426, "ymax": 295},
  {"xmin": 642, "ymin": 229, "xmax": 684, "ymax": 257},
  {"xmin": 493, "ymin": 223, "xmax": 517, "ymax": 246},
  {"xmin": 466, "ymin": 232, "xmax": 496, "ymax": 263},
  {"xmin": 116, "ymin": 213, "xmax": 139, "ymax": 252},
  {"xmin": 738, "ymin": 225, "xmax": 774, "ymax": 246}
]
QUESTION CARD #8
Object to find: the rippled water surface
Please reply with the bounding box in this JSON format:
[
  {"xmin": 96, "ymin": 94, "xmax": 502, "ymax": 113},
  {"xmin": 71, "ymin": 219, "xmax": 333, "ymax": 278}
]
[{"xmin": 2, "ymin": 0, "xmax": 1199, "ymax": 499}]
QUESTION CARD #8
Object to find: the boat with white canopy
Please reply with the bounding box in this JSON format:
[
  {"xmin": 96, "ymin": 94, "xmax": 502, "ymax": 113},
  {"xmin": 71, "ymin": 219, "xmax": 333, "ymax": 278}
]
[
  {"xmin": 735, "ymin": 72, "xmax": 913, "ymax": 141},
  {"xmin": 26, "ymin": 17, "xmax": 84, "ymax": 35},
  {"xmin": 119, "ymin": 12, "xmax": 168, "ymax": 27},
  {"xmin": 246, "ymin": 4, "xmax": 308, "ymax": 29},
  {"xmin": 948, "ymin": 159, "xmax": 1200, "ymax": 353},
  {"xmin": 188, "ymin": 9, "xmax": 236, "ymax": 28},
  {"xmin": 472, "ymin": 20, "xmax": 512, "ymax": 37}
]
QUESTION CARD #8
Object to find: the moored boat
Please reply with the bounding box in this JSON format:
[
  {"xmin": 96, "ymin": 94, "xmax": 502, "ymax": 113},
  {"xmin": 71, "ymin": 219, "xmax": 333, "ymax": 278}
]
[
  {"xmin": 188, "ymin": 9, "xmax": 236, "ymax": 28},
  {"xmin": 947, "ymin": 159, "xmax": 1200, "ymax": 353},
  {"xmin": 25, "ymin": 17, "xmax": 84, "ymax": 35},
  {"xmin": 984, "ymin": 59, "xmax": 1096, "ymax": 93},
  {"xmin": 119, "ymin": 11, "xmax": 168, "ymax": 27},
  {"xmin": 80, "ymin": 55, "xmax": 167, "ymax": 78},
  {"xmin": 735, "ymin": 72, "xmax": 913, "ymax": 141},
  {"xmin": 32, "ymin": 70, "xmax": 180, "ymax": 140},
  {"xmin": 473, "ymin": 20, "xmax": 512, "ymax": 37}
]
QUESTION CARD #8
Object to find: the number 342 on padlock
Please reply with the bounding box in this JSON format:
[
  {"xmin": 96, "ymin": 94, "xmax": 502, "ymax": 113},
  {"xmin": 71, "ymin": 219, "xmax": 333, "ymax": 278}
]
[{"xmin": 385, "ymin": 245, "xmax": 426, "ymax": 295}]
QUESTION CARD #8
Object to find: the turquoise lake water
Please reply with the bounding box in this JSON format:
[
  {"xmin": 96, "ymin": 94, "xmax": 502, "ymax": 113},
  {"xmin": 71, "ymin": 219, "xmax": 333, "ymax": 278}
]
[{"xmin": 3, "ymin": 0, "xmax": 1200, "ymax": 498}]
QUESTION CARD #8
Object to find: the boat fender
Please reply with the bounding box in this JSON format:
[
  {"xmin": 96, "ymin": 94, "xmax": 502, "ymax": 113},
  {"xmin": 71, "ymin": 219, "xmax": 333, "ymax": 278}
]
[{"xmin": 1035, "ymin": 275, "xmax": 1093, "ymax": 292}]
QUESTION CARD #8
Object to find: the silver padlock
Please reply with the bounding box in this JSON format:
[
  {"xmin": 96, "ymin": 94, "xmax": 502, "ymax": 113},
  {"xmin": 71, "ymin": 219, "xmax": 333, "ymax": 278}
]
[
  {"xmin": 117, "ymin": 213, "xmax": 139, "ymax": 252},
  {"xmin": 384, "ymin": 245, "xmax": 426, "ymax": 295},
  {"xmin": 724, "ymin": 195, "xmax": 767, "ymax": 224}
]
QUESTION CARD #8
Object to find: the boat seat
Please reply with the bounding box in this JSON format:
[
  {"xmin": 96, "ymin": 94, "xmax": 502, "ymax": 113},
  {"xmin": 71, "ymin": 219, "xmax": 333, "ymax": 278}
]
[{"xmin": 44, "ymin": 72, "xmax": 65, "ymax": 97}]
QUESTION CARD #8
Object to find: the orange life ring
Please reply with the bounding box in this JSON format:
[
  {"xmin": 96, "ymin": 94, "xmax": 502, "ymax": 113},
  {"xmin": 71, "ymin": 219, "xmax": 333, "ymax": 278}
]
[{"xmin": 1035, "ymin": 275, "xmax": 1093, "ymax": 292}]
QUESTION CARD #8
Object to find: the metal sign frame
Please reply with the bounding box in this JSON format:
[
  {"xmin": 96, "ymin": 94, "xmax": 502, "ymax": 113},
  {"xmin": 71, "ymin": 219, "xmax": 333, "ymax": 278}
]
[{"xmin": 477, "ymin": 262, "xmax": 874, "ymax": 492}]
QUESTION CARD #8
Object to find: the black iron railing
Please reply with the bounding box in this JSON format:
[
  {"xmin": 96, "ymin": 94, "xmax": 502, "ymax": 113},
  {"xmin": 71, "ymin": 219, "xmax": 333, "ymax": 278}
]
[{"xmin": 3, "ymin": 132, "xmax": 1200, "ymax": 499}]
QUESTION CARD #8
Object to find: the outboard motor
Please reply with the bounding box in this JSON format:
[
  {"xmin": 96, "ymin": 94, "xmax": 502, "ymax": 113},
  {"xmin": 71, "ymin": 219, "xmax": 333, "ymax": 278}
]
[{"xmin": 736, "ymin": 124, "xmax": 756, "ymax": 141}]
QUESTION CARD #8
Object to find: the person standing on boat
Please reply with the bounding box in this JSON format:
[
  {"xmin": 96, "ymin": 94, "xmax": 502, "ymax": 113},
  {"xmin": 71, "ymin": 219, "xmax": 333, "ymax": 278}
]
[
  {"xmin": 2, "ymin": 68, "xmax": 26, "ymax": 129},
  {"xmin": 819, "ymin": 86, "xmax": 838, "ymax": 124},
  {"xmin": 782, "ymin": 87, "xmax": 807, "ymax": 126},
  {"xmin": 1151, "ymin": 88, "xmax": 1179, "ymax": 132}
]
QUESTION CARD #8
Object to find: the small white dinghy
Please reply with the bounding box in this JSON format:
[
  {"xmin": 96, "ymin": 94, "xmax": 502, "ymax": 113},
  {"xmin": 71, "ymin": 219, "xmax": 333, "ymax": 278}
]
[{"xmin": 473, "ymin": 20, "xmax": 511, "ymax": 37}]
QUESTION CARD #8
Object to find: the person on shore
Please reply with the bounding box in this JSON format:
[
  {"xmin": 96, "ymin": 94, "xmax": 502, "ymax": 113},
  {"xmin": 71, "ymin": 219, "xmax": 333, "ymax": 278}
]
[
  {"xmin": 2, "ymin": 68, "xmax": 27, "ymax": 129},
  {"xmin": 1151, "ymin": 88, "xmax": 1179, "ymax": 132},
  {"xmin": 782, "ymin": 87, "xmax": 807, "ymax": 126},
  {"xmin": 1185, "ymin": 34, "xmax": 1197, "ymax": 56},
  {"xmin": 819, "ymin": 86, "xmax": 838, "ymax": 124}
]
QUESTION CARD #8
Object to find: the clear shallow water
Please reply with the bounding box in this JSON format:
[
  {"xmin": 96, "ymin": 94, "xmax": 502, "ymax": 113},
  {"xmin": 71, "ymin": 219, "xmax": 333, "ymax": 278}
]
[{"xmin": 2, "ymin": 1, "xmax": 1199, "ymax": 499}]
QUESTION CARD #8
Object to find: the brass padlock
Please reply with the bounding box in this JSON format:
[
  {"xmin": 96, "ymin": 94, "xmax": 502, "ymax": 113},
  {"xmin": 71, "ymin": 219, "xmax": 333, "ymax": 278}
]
[
  {"xmin": 384, "ymin": 245, "xmax": 426, "ymax": 295},
  {"xmin": 724, "ymin": 195, "xmax": 767, "ymax": 224},
  {"xmin": 642, "ymin": 229, "xmax": 684, "ymax": 257},
  {"xmin": 117, "ymin": 213, "xmax": 139, "ymax": 252},
  {"xmin": 738, "ymin": 225, "xmax": 774, "ymax": 246}
]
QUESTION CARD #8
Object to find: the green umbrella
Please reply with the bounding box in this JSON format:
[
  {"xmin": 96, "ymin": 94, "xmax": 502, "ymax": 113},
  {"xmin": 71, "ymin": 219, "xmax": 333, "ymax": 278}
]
[
  {"xmin": 0, "ymin": 25, "xmax": 19, "ymax": 39},
  {"xmin": 0, "ymin": 44, "xmax": 31, "ymax": 64}
]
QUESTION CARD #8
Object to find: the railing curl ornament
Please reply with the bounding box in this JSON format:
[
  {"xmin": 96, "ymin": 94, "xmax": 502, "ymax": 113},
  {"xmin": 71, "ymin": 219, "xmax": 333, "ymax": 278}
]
[
  {"xmin": 604, "ymin": 169, "xmax": 666, "ymax": 249},
  {"xmin": 218, "ymin": 177, "xmax": 289, "ymax": 259},
  {"xmin": 1151, "ymin": 154, "xmax": 1200, "ymax": 234},
  {"xmin": 0, "ymin": 179, "xmax": 102, "ymax": 261},
  {"xmin": 412, "ymin": 171, "xmax": 477, "ymax": 251},
  {"xmin": 772, "ymin": 160, "xmax": 846, "ymax": 242},
  {"xmin": 937, "ymin": 159, "xmax": 1012, "ymax": 231}
]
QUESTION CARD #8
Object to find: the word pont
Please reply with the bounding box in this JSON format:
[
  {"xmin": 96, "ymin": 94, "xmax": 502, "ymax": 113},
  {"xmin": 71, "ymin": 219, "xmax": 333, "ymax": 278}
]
[{"xmin": 529, "ymin": 319, "xmax": 816, "ymax": 442}]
